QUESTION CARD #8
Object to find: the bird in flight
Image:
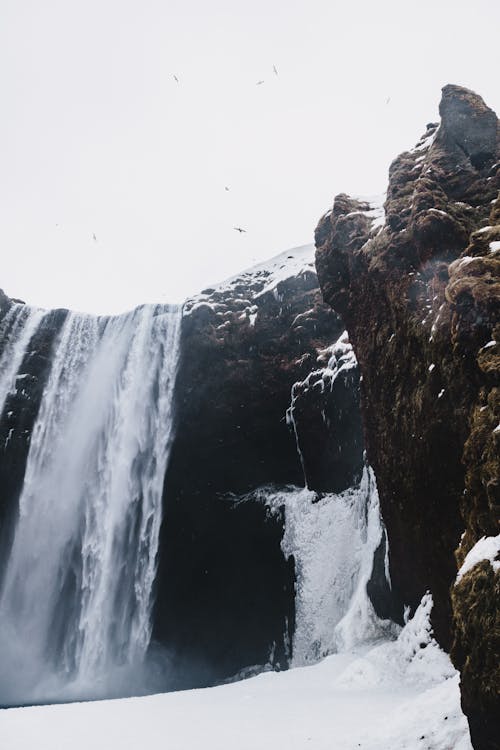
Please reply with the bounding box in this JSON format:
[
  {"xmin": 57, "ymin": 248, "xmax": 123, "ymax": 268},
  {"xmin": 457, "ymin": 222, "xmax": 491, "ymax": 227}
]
[
  {"xmin": 225, "ymin": 186, "xmax": 230, "ymax": 191},
  {"xmin": 234, "ymin": 227, "xmax": 246, "ymax": 233},
  {"xmin": 256, "ymin": 80, "xmax": 265, "ymax": 85},
  {"xmin": 273, "ymin": 65, "xmax": 278, "ymax": 76},
  {"xmin": 173, "ymin": 75, "xmax": 179, "ymax": 83},
  {"xmin": 92, "ymin": 233, "xmax": 97, "ymax": 242}
]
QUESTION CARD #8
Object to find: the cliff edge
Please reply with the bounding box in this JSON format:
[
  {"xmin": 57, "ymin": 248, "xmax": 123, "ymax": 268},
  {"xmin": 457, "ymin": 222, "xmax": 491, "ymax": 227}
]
[{"xmin": 315, "ymin": 84, "xmax": 499, "ymax": 749}]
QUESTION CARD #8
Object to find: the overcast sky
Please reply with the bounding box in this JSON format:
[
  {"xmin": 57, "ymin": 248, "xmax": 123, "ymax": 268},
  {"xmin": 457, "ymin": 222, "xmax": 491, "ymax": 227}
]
[{"xmin": 1, "ymin": 0, "xmax": 499, "ymax": 314}]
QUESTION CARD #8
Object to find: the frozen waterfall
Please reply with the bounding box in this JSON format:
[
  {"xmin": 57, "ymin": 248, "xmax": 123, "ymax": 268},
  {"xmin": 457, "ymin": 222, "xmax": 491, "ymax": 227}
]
[{"xmin": 265, "ymin": 465, "xmax": 394, "ymax": 667}]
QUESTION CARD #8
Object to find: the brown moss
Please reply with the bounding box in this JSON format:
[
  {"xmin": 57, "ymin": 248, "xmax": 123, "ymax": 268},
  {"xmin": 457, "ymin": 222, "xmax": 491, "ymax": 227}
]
[
  {"xmin": 315, "ymin": 84, "xmax": 500, "ymax": 749},
  {"xmin": 451, "ymin": 562, "xmax": 500, "ymax": 750}
]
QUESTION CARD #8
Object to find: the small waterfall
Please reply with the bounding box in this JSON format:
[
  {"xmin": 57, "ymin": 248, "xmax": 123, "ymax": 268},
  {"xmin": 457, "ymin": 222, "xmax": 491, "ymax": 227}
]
[
  {"xmin": 0, "ymin": 304, "xmax": 181, "ymax": 705},
  {"xmin": 0, "ymin": 304, "xmax": 45, "ymax": 415},
  {"xmin": 264, "ymin": 466, "xmax": 394, "ymax": 667}
]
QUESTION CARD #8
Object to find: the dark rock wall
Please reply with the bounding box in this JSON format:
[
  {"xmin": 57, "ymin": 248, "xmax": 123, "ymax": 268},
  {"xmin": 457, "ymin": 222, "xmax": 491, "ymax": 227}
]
[
  {"xmin": 175, "ymin": 255, "xmax": 343, "ymax": 494},
  {"xmin": 315, "ymin": 85, "xmax": 499, "ymax": 749},
  {"xmin": 286, "ymin": 334, "xmax": 364, "ymax": 494},
  {"xmin": 153, "ymin": 251, "xmax": 358, "ymax": 686}
]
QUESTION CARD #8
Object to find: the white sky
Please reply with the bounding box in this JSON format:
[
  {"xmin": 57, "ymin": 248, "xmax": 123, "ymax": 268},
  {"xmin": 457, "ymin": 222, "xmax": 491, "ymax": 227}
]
[{"xmin": 1, "ymin": 0, "xmax": 499, "ymax": 314}]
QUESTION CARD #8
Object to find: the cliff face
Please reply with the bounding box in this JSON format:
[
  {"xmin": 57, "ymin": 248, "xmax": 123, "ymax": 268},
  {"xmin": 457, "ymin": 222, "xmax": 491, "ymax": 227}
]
[
  {"xmin": 315, "ymin": 85, "xmax": 499, "ymax": 749},
  {"xmin": 153, "ymin": 246, "xmax": 367, "ymax": 686}
]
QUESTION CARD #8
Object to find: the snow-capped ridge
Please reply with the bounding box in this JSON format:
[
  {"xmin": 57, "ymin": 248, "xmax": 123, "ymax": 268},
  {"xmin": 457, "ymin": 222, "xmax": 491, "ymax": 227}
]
[{"xmin": 184, "ymin": 244, "xmax": 315, "ymax": 317}]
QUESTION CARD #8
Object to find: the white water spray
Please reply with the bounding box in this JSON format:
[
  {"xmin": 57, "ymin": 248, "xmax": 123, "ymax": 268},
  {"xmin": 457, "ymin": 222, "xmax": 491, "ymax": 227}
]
[
  {"xmin": 0, "ymin": 304, "xmax": 181, "ymax": 705},
  {"xmin": 265, "ymin": 466, "xmax": 394, "ymax": 667}
]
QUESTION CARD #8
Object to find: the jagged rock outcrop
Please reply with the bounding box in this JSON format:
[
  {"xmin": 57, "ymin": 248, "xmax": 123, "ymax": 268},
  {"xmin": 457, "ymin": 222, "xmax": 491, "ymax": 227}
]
[
  {"xmin": 174, "ymin": 247, "xmax": 343, "ymax": 494},
  {"xmin": 286, "ymin": 332, "xmax": 364, "ymax": 494},
  {"xmin": 315, "ymin": 84, "xmax": 499, "ymax": 749}
]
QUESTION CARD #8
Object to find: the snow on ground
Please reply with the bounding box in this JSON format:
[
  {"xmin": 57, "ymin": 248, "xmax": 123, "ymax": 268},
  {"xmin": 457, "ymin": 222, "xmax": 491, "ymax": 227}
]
[{"xmin": 0, "ymin": 598, "xmax": 472, "ymax": 750}]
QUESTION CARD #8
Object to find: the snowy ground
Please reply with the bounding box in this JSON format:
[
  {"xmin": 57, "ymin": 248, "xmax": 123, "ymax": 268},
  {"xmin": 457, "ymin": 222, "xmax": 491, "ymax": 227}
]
[{"xmin": 0, "ymin": 603, "xmax": 472, "ymax": 750}]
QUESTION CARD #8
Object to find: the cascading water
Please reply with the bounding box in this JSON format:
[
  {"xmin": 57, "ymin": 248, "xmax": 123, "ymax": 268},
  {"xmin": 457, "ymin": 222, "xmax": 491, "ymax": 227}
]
[
  {"xmin": 0, "ymin": 303, "xmax": 45, "ymax": 414},
  {"xmin": 265, "ymin": 465, "xmax": 394, "ymax": 667},
  {"xmin": 0, "ymin": 303, "xmax": 181, "ymax": 706}
]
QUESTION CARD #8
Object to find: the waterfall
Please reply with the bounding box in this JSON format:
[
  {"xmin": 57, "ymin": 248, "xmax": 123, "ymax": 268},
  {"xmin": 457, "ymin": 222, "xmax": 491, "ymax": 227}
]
[
  {"xmin": 0, "ymin": 304, "xmax": 181, "ymax": 705},
  {"xmin": 0, "ymin": 304, "xmax": 45, "ymax": 415},
  {"xmin": 263, "ymin": 466, "xmax": 394, "ymax": 667}
]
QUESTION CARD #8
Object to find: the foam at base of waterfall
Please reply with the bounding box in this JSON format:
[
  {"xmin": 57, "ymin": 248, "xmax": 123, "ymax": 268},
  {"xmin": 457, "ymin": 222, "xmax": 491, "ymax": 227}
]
[
  {"xmin": 0, "ymin": 304, "xmax": 181, "ymax": 706},
  {"xmin": 265, "ymin": 465, "xmax": 397, "ymax": 666},
  {"xmin": 0, "ymin": 637, "xmax": 177, "ymax": 707}
]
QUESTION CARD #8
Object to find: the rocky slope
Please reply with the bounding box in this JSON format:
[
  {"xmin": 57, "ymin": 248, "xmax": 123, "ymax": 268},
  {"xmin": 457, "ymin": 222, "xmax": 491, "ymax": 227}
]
[{"xmin": 315, "ymin": 84, "xmax": 499, "ymax": 749}]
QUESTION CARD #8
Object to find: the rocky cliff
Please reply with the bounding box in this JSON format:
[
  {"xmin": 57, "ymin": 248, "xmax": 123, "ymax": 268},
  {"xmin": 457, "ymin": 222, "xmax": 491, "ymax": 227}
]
[
  {"xmin": 0, "ymin": 245, "xmax": 373, "ymax": 690},
  {"xmin": 315, "ymin": 84, "xmax": 499, "ymax": 749},
  {"xmin": 153, "ymin": 245, "xmax": 367, "ymax": 686}
]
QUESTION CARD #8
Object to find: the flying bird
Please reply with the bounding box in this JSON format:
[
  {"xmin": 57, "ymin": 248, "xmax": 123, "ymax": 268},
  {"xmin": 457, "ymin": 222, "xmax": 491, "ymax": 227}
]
[
  {"xmin": 256, "ymin": 80, "xmax": 265, "ymax": 85},
  {"xmin": 225, "ymin": 186, "xmax": 230, "ymax": 191},
  {"xmin": 173, "ymin": 75, "xmax": 179, "ymax": 83},
  {"xmin": 92, "ymin": 233, "xmax": 97, "ymax": 242},
  {"xmin": 273, "ymin": 65, "xmax": 278, "ymax": 76},
  {"xmin": 234, "ymin": 227, "xmax": 246, "ymax": 233}
]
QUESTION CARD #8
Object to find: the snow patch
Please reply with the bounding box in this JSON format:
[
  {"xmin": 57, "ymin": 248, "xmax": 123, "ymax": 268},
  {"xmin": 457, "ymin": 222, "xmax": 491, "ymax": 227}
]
[
  {"xmin": 456, "ymin": 534, "xmax": 500, "ymax": 583},
  {"xmin": 349, "ymin": 193, "xmax": 386, "ymax": 230},
  {"xmin": 410, "ymin": 127, "xmax": 438, "ymax": 154},
  {"xmin": 223, "ymin": 245, "xmax": 314, "ymax": 299}
]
